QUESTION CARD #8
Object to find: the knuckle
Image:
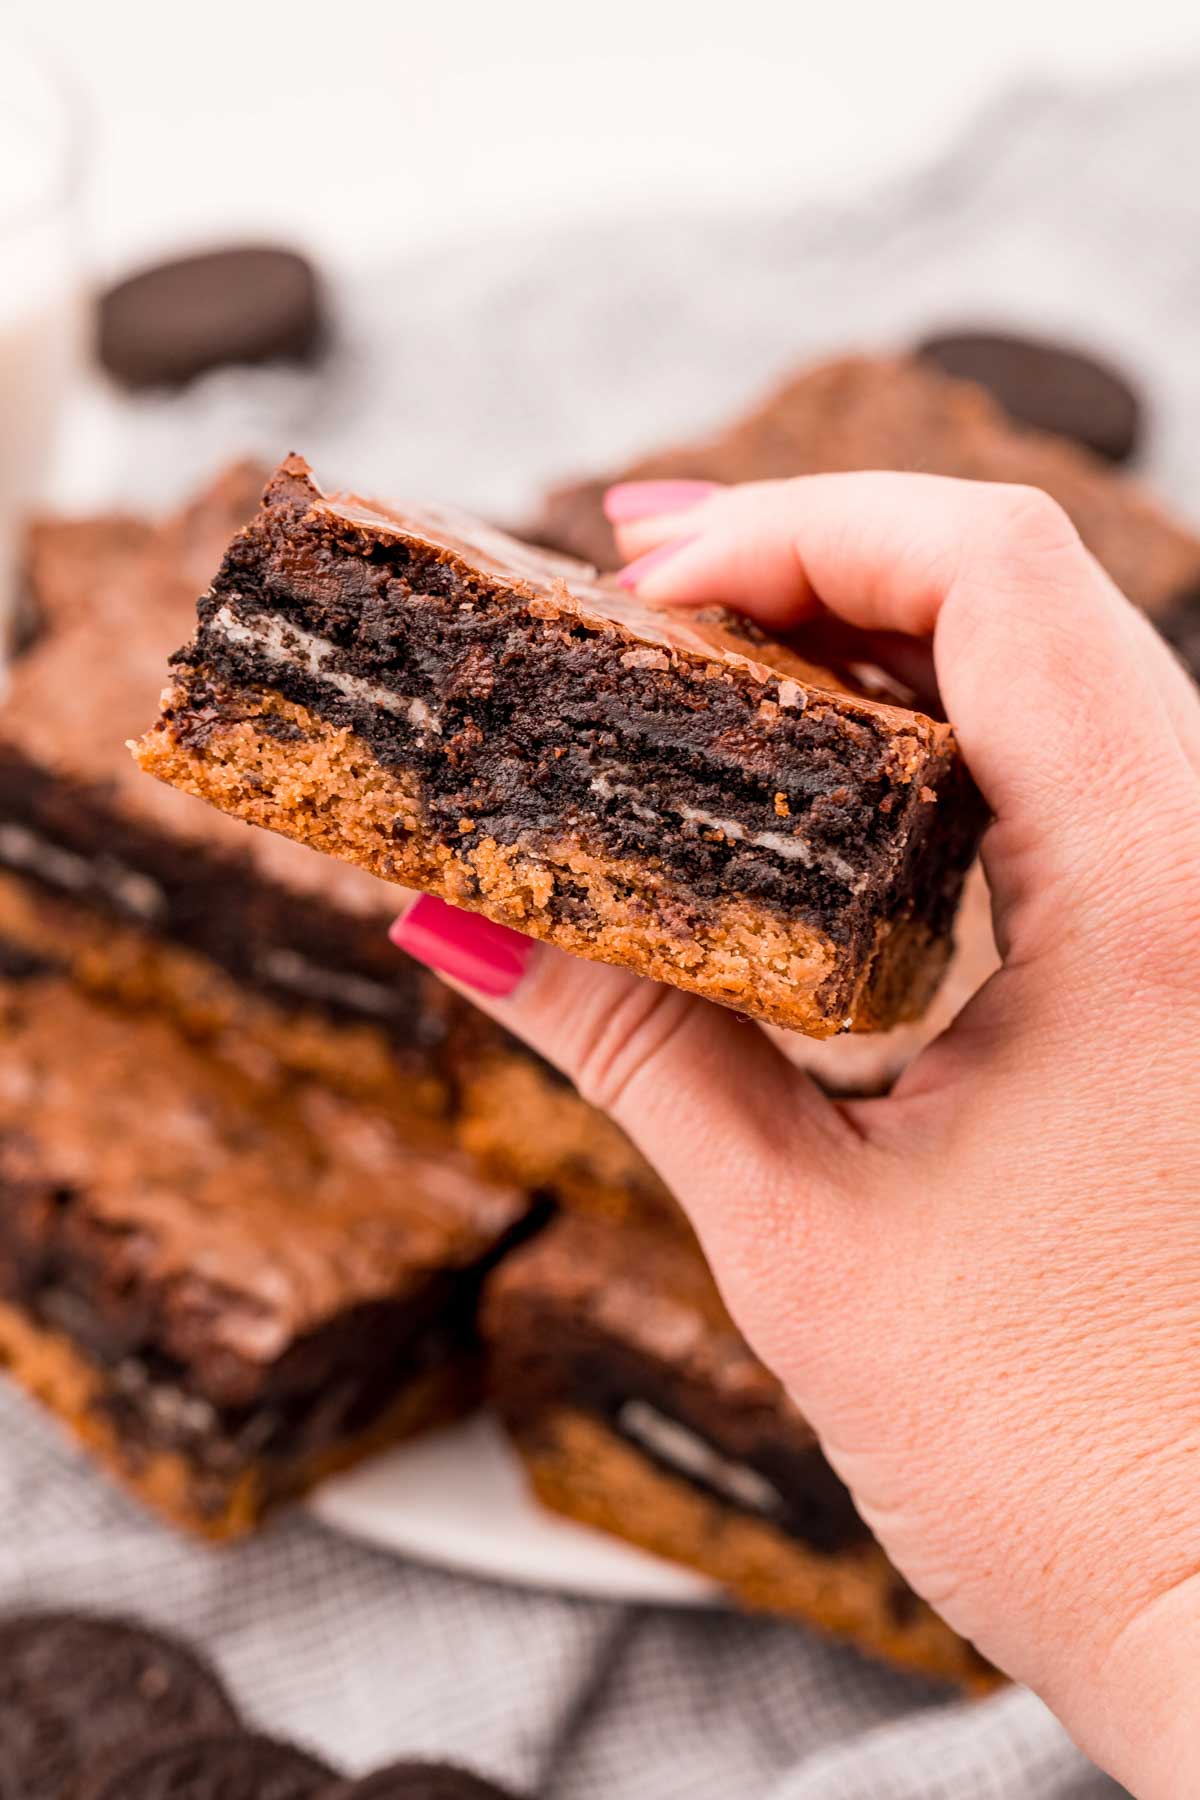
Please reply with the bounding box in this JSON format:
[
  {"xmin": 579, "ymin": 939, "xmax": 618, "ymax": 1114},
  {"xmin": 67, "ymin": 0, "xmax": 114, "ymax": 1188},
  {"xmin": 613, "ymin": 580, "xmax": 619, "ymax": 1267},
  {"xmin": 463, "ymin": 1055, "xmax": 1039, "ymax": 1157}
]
[
  {"xmin": 983, "ymin": 484, "xmax": 1081, "ymax": 559},
  {"xmin": 570, "ymin": 979, "xmax": 694, "ymax": 1118}
]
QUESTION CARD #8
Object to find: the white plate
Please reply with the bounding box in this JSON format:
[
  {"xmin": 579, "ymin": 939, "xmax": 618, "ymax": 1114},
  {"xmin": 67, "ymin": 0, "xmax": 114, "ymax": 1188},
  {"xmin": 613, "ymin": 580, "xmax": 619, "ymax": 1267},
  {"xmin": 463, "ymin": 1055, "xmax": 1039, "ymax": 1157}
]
[{"xmin": 309, "ymin": 1411, "xmax": 718, "ymax": 1607}]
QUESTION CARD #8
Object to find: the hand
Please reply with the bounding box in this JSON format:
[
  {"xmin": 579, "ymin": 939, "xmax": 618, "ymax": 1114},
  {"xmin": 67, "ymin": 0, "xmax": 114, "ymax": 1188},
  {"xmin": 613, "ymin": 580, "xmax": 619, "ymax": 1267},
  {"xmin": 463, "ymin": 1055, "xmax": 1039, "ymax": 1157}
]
[{"xmin": 393, "ymin": 473, "xmax": 1200, "ymax": 1798}]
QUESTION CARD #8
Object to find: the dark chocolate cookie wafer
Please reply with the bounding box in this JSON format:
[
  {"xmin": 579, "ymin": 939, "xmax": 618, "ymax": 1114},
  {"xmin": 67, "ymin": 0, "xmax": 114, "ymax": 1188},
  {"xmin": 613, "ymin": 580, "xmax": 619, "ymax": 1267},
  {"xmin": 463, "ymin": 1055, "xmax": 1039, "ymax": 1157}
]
[
  {"xmin": 79, "ymin": 1731, "xmax": 334, "ymax": 1800},
  {"xmin": 916, "ymin": 329, "xmax": 1142, "ymax": 463},
  {"xmin": 321, "ymin": 1764, "xmax": 520, "ymax": 1799},
  {"xmin": 97, "ymin": 245, "xmax": 323, "ymax": 388},
  {"xmin": 0, "ymin": 1690, "xmax": 77, "ymax": 1800},
  {"xmin": 0, "ymin": 1613, "xmax": 239, "ymax": 1772}
]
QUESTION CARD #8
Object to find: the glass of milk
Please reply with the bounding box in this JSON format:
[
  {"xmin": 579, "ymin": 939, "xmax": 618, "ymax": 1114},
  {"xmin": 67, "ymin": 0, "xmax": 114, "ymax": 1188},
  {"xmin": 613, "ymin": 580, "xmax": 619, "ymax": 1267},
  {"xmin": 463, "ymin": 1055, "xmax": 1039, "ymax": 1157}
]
[{"xmin": 0, "ymin": 35, "xmax": 83, "ymax": 639}]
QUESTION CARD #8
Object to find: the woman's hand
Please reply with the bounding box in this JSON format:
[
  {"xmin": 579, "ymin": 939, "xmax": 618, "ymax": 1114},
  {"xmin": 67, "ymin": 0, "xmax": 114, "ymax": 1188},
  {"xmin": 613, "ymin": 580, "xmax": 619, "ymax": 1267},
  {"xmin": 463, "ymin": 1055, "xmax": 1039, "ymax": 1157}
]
[{"xmin": 393, "ymin": 473, "xmax": 1200, "ymax": 1798}]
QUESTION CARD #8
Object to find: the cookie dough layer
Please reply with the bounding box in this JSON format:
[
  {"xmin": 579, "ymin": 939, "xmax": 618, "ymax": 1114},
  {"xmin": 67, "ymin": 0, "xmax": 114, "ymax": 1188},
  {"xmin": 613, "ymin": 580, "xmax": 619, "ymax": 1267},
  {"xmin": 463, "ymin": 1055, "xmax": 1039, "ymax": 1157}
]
[{"xmin": 518, "ymin": 1409, "xmax": 994, "ymax": 1691}]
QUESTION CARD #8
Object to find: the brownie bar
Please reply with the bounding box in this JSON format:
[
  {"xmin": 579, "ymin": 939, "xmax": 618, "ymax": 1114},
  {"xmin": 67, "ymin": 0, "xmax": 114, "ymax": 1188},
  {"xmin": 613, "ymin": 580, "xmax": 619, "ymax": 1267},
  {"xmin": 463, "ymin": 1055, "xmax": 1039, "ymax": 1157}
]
[
  {"xmin": 485, "ymin": 1213, "xmax": 993, "ymax": 1690},
  {"xmin": 5, "ymin": 467, "xmax": 670, "ymax": 1226},
  {"xmin": 0, "ymin": 949, "xmax": 535, "ymax": 1536},
  {"xmin": 134, "ymin": 457, "xmax": 986, "ymax": 1037},
  {"xmin": 528, "ymin": 354, "xmax": 1200, "ymax": 635}
]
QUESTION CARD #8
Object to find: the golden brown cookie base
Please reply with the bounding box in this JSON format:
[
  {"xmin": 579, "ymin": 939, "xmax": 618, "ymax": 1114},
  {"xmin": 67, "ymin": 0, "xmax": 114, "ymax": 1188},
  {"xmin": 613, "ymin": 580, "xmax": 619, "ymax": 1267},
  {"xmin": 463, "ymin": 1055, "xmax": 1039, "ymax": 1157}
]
[
  {"xmin": 134, "ymin": 684, "xmax": 949, "ymax": 1039},
  {"xmin": 511, "ymin": 1408, "xmax": 997, "ymax": 1692},
  {"xmin": 0, "ymin": 1299, "xmax": 477, "ymax": 1539}
]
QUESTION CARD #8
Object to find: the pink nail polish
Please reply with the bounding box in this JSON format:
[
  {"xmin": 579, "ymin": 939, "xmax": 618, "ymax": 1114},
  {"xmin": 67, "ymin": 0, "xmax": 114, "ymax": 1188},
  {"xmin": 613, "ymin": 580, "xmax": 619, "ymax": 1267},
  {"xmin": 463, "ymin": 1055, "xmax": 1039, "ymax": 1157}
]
[
  {"xmin": 603, "ymin": 480, "xmax": 720, "ymax": 523},
  {"xmin": 616, "ymin": 536, "xmax": 698, "ymax": 592},
  {"xmin": 389, "ymin": 895, "xmax": 534, "ymax": 998}
]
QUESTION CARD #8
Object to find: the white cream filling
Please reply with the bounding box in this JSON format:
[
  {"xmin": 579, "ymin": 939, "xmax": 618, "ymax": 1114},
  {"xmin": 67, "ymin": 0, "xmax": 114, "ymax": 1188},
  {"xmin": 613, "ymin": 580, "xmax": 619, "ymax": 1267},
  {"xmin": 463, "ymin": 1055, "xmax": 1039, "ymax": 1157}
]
[
  {"xmin": 617, "ymin": 1398, "xmax": 785, "ymax": 1520},
  {"xmin": 254, "ymin": 947, "xmax": 400, "ymax": 1019},
  {"xmin": 0, "ymin": 823, "xmax": 167, "ymax": 924},
  {"xmin": 590, "ymin": 774, "xmax": 866, "ymax": 890},
  {"xmin": 207, "ymin": 604, "xmax": 442, "ymax": 734}
]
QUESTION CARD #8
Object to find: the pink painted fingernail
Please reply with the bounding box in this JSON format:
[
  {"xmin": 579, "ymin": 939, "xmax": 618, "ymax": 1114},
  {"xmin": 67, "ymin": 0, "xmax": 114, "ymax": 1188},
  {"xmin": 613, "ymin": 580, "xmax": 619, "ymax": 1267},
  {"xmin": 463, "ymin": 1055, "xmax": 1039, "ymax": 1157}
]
[
  {"xmin": 616, "ymin": 535, "xmax": 699, "ymax": 591},
  {"xmin": 603, "ymin": 480, "xmax": 721, "ymax": 523},
  {"xmin": 389, "ymin": 895, "xmax": 535, "ymax": 998}
]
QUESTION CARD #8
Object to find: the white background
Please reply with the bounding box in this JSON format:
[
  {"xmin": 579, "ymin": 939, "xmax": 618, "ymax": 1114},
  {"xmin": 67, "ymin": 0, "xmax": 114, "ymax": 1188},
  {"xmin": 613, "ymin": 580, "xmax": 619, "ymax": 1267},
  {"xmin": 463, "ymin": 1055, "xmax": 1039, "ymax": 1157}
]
[{"xmin": 20, "ymin": 0, "xmax": 1200, "ymax": 272}]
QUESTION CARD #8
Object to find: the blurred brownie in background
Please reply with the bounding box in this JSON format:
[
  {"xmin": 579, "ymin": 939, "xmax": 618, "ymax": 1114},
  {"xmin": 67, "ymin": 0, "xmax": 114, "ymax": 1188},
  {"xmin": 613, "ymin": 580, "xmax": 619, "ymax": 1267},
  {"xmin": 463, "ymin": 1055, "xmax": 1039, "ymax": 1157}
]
[
  {"xmin": 0, "ymin": 954, "xmax": 533, "ymax": 1536},
  {"xmin": 3, "ymin": 470, "xmax": 671, "ymax": 1228},
  {"xmin": 528, "ymin": 354, "xmax": 1200, "ymax": 640},
  {"xmin": 485, "ymin": 1211, "xmax": 994, "ymax": 1690}
]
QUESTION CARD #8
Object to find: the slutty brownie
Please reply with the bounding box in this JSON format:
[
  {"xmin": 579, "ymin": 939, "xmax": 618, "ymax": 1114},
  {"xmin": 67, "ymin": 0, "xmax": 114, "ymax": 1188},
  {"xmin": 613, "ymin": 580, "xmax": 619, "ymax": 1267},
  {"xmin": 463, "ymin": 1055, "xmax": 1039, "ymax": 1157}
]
[
  {"xmin": 485, "ymin": 1213, "xmax": 993, "ymax": 1690},
  {"xmin": 5, "ymin": 467, "xmax": 670, "ymax": 1225},
  {"xmin": 134, "ymin": 457, "xmax": 985, "ymax": 1037},
  {"xmin": 0, "ymin": 951, "xmax": 534, "ymax": 1536},
  {"xmin": 529, "ymin": 354, "xmax": 1200, "ymax": 633}
]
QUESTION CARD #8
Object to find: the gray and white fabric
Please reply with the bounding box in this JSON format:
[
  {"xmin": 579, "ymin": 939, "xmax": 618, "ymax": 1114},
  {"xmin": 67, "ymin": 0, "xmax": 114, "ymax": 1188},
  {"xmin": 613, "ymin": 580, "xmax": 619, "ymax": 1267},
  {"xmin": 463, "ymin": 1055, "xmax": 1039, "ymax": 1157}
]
[{"xmin": 21, "ymin": 69, "xmax": 1196, "ymax": 1797}]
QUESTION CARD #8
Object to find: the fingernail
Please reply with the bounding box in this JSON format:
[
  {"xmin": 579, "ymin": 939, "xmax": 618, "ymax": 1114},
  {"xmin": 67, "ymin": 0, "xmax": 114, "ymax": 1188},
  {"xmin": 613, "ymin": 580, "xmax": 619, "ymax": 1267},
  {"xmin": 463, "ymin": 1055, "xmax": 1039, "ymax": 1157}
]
[
  {"xmin": 603, "ymin": 480, "xmax": 720, "ymax": 523},
  {"xmin": 389, "ymin": 895, "xmax": 535, "ymax": 998},
  {"xmin": 616, "ymin": 535, "xmax": 699, "ymax": 592}
]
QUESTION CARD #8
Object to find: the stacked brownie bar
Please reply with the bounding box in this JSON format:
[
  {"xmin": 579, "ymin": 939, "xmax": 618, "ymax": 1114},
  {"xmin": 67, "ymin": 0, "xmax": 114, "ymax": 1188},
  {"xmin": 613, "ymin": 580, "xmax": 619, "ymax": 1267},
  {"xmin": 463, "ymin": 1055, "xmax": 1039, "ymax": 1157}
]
[{"xmin": 133, "ymin": 457, "xmax": 986, "ymax": 1038}]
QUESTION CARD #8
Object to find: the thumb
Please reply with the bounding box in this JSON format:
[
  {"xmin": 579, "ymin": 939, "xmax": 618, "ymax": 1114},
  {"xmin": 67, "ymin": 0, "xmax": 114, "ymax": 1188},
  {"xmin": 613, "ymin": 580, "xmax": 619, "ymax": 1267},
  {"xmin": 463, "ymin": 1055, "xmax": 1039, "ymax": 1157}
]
[{"xmin": 389, "ymin": 895, "xmax": 869, "ymax": 1343}]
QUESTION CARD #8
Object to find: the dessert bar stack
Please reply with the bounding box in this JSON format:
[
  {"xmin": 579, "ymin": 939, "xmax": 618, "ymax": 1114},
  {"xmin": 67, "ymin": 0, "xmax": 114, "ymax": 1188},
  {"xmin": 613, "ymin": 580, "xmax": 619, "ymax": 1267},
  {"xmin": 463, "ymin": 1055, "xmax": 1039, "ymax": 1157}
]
[
  {"xmin": 6, "ymin": 348, "xmax": 1200, "ymax": 1687},
  {"xmin": 134, "ymin": 457, "xmax": 986, "ymax": 1038}
]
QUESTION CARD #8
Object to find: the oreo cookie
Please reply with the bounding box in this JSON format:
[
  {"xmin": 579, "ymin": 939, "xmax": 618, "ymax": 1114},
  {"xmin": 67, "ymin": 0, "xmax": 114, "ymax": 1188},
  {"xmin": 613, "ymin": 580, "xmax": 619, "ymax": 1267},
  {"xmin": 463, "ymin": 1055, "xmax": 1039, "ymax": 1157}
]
[
  {"xmin": 78, "ymin": 1731, "xmax": 334, "ymax": 1799},
  {"xmin": 916, "ymin": 329, "xmax": 1142, "ymax": 463},
  {"xmin": 97, "ymin": 245, "xmax": 324, "ymax": 389},
  {"xmin": 0, "ymin": 1612, "xmax": 239, "ymax": 1781},
  {"xmin": 324, "ymin": 1764, "xmax": 520, "ymax": 1799},
  {"xmin": 0, "ymin": 1690, "xmax": 76, "ymax": 1800}
]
